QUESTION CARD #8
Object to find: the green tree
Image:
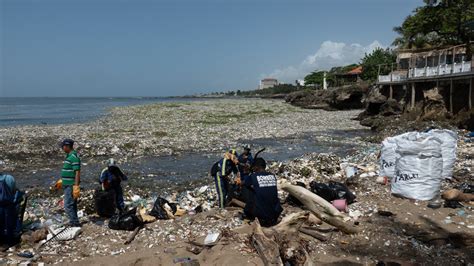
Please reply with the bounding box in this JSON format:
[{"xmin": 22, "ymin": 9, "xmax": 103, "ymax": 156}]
[
  {"xmin": 360, "ymin": 48, "xmax": 396, "ymax": 81},
  {"xmin": 393, "ymin": 0, "xmax": 474, "ymax": 52},
  {"xmin": 304, "ymin": 71, "xmax": 326, "ymax": 87}
]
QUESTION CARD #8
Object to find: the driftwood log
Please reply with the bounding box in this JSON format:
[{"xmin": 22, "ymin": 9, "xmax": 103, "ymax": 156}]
[
  {"xmin": 252, "ymin": 219, "xmax": 283, "ymax": 266},
  {"xmin": 253, "ymin": 211, "xmax": 313, "ymax": 265},
  {"xmin": 442, "ymin": 189, "xmax": 474, "ymax": 202},
  {"xmin": 280, "ymin": 180, "xmax": 359, "ymax": 234},
  {"xmin": 124, "ymin": 226, "xmax": 143, "ymax": 245},
  {"xmin": 298, "ymin": 226, "xmax": 328, "ymax": 242}
]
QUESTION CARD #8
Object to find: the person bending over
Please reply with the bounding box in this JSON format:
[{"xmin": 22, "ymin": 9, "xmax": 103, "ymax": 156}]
[
  {"xmin": 243, "ymin": 158, "xmax": 282, "ymax": 227},
  {"xmin": 211, "ymin": 150, "xmax": 240, "ymax": 208},
  {"xmin": 99, "ymin": 158, "xmax": 128, "ymax": 212}
]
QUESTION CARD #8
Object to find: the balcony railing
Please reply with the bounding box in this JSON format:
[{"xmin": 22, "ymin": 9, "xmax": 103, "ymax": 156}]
[
  {"xmin": 378, "ymin": 73, "xmax": 408, "ymax": 83},
  {"xmin": 379, "ymin": 61, "xmax": 472, "ymax": 82}
]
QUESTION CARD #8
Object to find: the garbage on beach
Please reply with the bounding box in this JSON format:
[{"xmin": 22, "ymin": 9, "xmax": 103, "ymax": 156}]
[
  {"xmin": 392, "ymin": 135, "xmax": 443, "ymax": 201},
  {"xmin": 425, "ymin": 129, "xmax": 457, "ymax": 179},
  {"xmin": 379, "ymin": 129, "xmax": 458, "ymax": 201},
  {"xmin": 203, "ymin": 231, "xmax": 220, "ymax": 246},
  {"xmin": 149, "ymin": 197, "xmax": 178, "ymax": 220},
  {"xmin": 379, "ymin": 129, "xmax": 457, "ymax": 180},
  {"xmin": 94, "ymin": 188, "xmax": 117, "ymax": 218},
  {"xmin": 108, "ymin": 208, "xmax": 143, "ymax": 231},
  {"xmin": 309, "ymin": 181, "xmax": 356, "ymax": 204},
  {"xmin": 47, "ymin": 226, "xmax": 82, "ymax": 241}
]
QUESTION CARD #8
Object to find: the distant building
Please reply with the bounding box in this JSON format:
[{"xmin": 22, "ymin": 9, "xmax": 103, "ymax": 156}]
[
  {"xmin": 260, "ymin": 78, "xmax": 278, "ymax": 90},
  {"xmin": 295, "ymin": 79, "xmax": 305, "ymax": 86},
  {"xmin": 334, "ymin": 66, "xmax": 363, "ymax": 86}
]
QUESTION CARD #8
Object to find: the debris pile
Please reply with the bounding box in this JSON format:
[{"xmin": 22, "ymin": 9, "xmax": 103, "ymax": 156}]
[{"xmin": 1, "ymin": 129, "xmax": 473, "ymax": 264}]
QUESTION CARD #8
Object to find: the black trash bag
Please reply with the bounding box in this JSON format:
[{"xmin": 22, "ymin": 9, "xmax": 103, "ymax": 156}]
[
  {"xmin": 309, "ymin": 181, "xmax": 356, "ymax": 204},
  {"xmin": 94, "ymin": 188, "xmax": 117, "ymax": 218},
  {"xmin": 149, "ymin": 197, "xmax": 177, "ymax": 220},
  {"xmin": 194, "ymin": 205, "xmax": 203, "ymax": 213},
  {"xmin": 455, "ymin": 183, "xmax": 474, "ymax": 194},
  {"xmin": 285, "ymin": 182, "xmax": 306, "ymax": 206},
  {"xmin": 108, "ymin": 207, "xmax": 142, "ymax": 231},
  {"xmin": 444, "ymin": 200, "xmax": 464, "ymax": 209}
]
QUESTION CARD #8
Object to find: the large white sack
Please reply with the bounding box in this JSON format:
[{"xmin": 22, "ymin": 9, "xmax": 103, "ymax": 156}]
[
  {"xmin": 425, "ymin": 129, "xmax": 457, "ymax": 179},
  {"xmin": 392, "ymin": 136, "xmax": 443, "ymax": 201},
  {"xmin": 379, "ymin": 131, "xmax": 420, "ymax": 178}
]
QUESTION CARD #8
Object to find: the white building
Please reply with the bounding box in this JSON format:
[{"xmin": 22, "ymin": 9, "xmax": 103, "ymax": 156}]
[
  {"xmin": 296, "ymin": 79, "xmax": 305, "ymax": 86},
  {"xmin": 259, "ymin": 78, "xmax": 278, "ymax": 90}
]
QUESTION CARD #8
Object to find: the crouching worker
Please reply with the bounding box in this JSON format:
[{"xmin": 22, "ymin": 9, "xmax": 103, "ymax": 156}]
[
  {"xmin": 243, "ymin": 158, "xmax": 282, "ymax": 227},
  {"xmin": 61, "ymin": 139, "xmax": 81, "ymax": 227},
  {"xmin": 211, "ymin": 150, "xmax": 240, "ymax": 208},
  {"xmin": 0, "ymin": 173, "xmax": 26, "ymax": 248},
  {"xmin": 99, "ymin": 158, "xmax": 128, "ymax": 212}
]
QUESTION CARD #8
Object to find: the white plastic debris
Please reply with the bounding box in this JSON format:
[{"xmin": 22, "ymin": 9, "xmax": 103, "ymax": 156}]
[
  {"xmin": 204, "ymin": 232, "xmax": 220, "ymax": 245},
  {"xmin": 47, "ymin": 226, "xmax": 82, "ymax": 241}
]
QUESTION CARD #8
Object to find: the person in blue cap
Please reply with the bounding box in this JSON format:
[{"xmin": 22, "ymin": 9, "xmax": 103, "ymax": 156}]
[
  {"xmin": 60, "ymin": 138, "xmax": 81, "ymax": 227},
  {"xmin": 211, "ymin": 150, "xmax": 240, "ymax": 208},
  {"xmin": 99, "ymin": 158, "xmax": 128, "ymax": 212},
  {"xmin": 242, "ymin": 157, "xmax": 282, "ymax": 227}
]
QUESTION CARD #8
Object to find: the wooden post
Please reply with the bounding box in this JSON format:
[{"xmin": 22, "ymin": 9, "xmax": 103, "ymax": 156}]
[
  {"xmin": 424, "ymin": 55, "xmax": 428, "ymax": 76},
  {"xmin": 469, "ymin": 78, "xmax": 472, "ymax": 110},
  {"xmin": 411, "ymin": 83, "xmax": 416, "ymax": 109},
  {"xmin": 390, "ymin": 63, "xmax": 394, "ymax": 82},
  {"xmin": 378, "ymin": 65, "xmax": 381, "ymax": 82},
  {"xmin": 389, "ymin": 85, "xmax": 393, "ymax": 99},
  {"xmin": 450, "ymin": 79, "xmax": 454, "ymax": 113},
  {"xmin": 452, "ymin": 47, "xmax": 456, "ymax": 74}
]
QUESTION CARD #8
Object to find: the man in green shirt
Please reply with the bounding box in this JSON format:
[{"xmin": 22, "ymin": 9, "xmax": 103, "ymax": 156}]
[{"xmin": 61, "ymin": 139, "xmax": 81, "ymax": 227}]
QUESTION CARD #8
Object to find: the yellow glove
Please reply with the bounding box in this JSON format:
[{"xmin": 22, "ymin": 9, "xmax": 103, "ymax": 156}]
[
  {"xmin": 54, "ymin": 179, "xmax": 62, "ymax": 190},
  {"xmin": 73, "ymin": 185, "xmax": 80, "ymax": 200}
]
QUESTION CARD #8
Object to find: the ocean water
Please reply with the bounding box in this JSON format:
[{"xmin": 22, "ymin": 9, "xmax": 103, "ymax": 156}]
[{"xmin": 0, "ymin": 97, "xmax": 195, "ymax": 127}]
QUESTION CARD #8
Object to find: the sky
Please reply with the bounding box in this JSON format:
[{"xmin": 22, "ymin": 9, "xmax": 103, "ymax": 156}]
[{"xmin": 0, "ymin": 0, "xmax": 422, "ymax": 97}]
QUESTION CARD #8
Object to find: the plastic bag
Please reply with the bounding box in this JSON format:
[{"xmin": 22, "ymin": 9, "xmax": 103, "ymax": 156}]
[
  {"xmin": 392, "ymin": 136, "xmax": 443, "ymax": 200},
  {"xmin": 47, "ymin": 225, "xmax": 82, "ymax": 241},
  {"xmin": 108, "ymin": 207, "xmax": 142, "ymax": 231},
  {"xmin": 309, "ymin": 181, "xmax": 356, "ymax": 204},
  {"xmin": 425, "ymin": 129, "xmax": 457, "ymax": 179},
  {"xmin": 149, "ymin": 197, "xmax": 177, "ymax": 220},
  {"xmin": 94, "ymin": 188, "xmax": 117, "ymax": 218},
  {"xmin": 379, "ymin": 132, "xmax": 419, "ymax": 178}
]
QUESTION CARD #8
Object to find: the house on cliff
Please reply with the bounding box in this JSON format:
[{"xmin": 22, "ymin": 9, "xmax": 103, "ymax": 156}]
[
  {"xmin": 335, "ymin": 66, "xmax": 363, "ymax": 86},
  {"xmin": 377, "ymin": 43, "xmax": 474, "ymax": 114}
]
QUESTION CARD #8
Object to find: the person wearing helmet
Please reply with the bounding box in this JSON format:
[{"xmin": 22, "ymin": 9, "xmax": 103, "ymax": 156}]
[
  {"xmin": 237, "ymin": 144, "xmax": 254, "ymax": 177},
  {"xmin": 99, "ymin": 158, "xmax": 128, "ymax": 212},
  {"xmin": 210, "ymin": 149, "xmax": 240, "ymax": 208}
]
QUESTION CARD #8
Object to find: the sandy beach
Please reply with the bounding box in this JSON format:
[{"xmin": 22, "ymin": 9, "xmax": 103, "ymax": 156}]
[{"xmin": 1, "ymin": 98, "xmax": 473, "ymax": 265}]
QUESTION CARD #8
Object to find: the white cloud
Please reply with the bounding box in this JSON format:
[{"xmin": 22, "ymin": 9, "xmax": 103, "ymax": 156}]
[{"xmin": 263, "ymin": 40, "xmax": 385, "ymax": 82}]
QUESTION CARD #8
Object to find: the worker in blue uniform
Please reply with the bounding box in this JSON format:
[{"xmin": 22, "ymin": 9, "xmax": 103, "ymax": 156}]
[
  {"xmin": 211, "ymin": 150, "xmax": 240, "ymax": 208},
  {"xmin": 242, "ymin": 157, "xmax": 282, "ymax": 227}
]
